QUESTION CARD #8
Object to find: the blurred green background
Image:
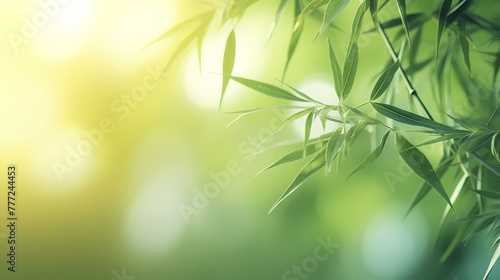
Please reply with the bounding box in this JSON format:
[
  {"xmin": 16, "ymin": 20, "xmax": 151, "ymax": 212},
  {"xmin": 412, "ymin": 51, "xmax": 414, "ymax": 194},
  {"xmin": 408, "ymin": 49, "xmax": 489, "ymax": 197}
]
[{"xmin": 1, "ymin": 0, "xmax": 499, "ymax": 279}]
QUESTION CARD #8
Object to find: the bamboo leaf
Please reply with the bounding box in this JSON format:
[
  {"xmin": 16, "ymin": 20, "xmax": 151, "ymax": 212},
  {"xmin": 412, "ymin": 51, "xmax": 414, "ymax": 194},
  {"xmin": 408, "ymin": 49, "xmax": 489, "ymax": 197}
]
[
  {"xmin": 143, "ymin": 11, "xmax": 213, "ymax": 49},
  {"xmin": 328, "ymin": 38, "xmax": 343, "ymax": 98},
  {"xmin": 221, "ymin": 29, "xmax": 236, "ymax": 109},
  {"xmin": 346, "ymin": 129, "xmax": 390, "ymax": 181},
  {"xmin": 229, "ymin": 76, "xmax": 307, "ymax": 101},
  {"xmin": 316, "ymin": 0, "xmax": 351, "ymax": 38},
  {"xmin": 304, "ymin": 112, "xmax": 314, "ymax": 158},
  {"xmin": 259, "ymin": 108, "xmax": 314, "ymax": 146},
  {"xmin": 269, "ymin": 150, "xmax": 326, "ymax": 213},
  {"xmin": 346, "ymin": 1, "xmax": 367, "ymax": 55},
  {"xmin": 483, "ymin": 240, "xmax": 500, "ymax": 280},
  {"xmin": 257, "ymin": 141, "xmax": 327, "ymax": 175},
  {"xmin": 396, "ymin": 134, "xmax": 454, "ymax": 211},
  {"xmin": 370, "ymin": 61, "xmax": 400, "ymax": 100},
  {"xmin": 368, "ymin": 0, "xmax": 378, "ymax": 26},
  {"xmin": 371, "ymin": 102, "xmax": 464, "ymax": 133},
  {"xmin": 458, "ymin": 20, "xmax": 471, "ymax": 74},
  {"xmin": 342, "ymin": 44, "xmax": 359, "ymax": 99},
  {"xmin": 326, "ymin": 128, "xmax": 344, "ymax": 173},
  {"xmin": 437, "ymin": 0, "xmax": 453, "ymax": 63},
  {"xmin": 396, "ymin": 0, "xmax": 410, "ymax": 45},
  {"xmin": 283, "ymin": 18, "xmax": 304, "ymax": 79}
]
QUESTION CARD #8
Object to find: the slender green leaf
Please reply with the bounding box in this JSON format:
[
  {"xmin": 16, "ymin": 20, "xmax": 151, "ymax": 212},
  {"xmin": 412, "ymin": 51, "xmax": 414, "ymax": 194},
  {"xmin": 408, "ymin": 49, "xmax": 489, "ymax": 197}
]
[
  {"xmin": 328, "ymin": 38, "xmax": 343, "ymax": 98},
  {"xmin": 370, "ymin": 61, "xmax": 400, "ymax": 100},
  {"xmin": 316, "ymin": 0, "xmax": 351, "ymax": 38},
  {"xmin": 346, "ymin": 129, "xmax": 390, "ymax": 180},
  {"xmin": 458, "ymin": 20, "xmax": 471, "ymax": 74},
  {"xmin": 326, "ymin": 128, "xmax": 344, "ymax": 172},
  {"xmin": 396, "ymin": 0, "xmax": 410, "ymax": 45},
  {"xmin": 371, "ymin": 102, "xmax": 463, "ymax": 132},
  {"xmin": 283, "ymin": 19, "xmax": 304, "ymax": 79},
  {"xmin": 143, "ymin": 11, "xmax": 213, "ymax": 49},
  {"xmin": 259, "ymin": 108, "xmax": 314, "ymax": 146},
  {"xmin": 221, "ymin": 29, "xmax": 236, "ymax": 109},
  {"xmin": 225, "ymin": 105, "xmax": 310, "ymax": 127},
  {"xmin": 437, "ymin": 0, "xmax": 453, "ymax": 63},
  {"xmin": 342, "ymin": 44, "xmax": 359, "ymax": 99},
  {"xmin": 269, "ymin": 150, "xmax": 326, "ymax": 213},
  {"xmin": 396, "ymin": 134, "xmax": 454, "ymax": 210},
  {"xmin": 304, "ymin": 112, "xmax": 314, "ymax": 158},
  {"xmin": 483, "ymin": 240, "xmax": 500, "ymax": 280},
  {"xmin": 229, "ymin": 76, "xmax": 307, "ymax": 101},
  {"xmin": 368, "ymin": 0, "xmax": 378, "ymax": 26},
  {"xmin": 257, "ymin": 141, "xmax": 327, "ymax": 175}
]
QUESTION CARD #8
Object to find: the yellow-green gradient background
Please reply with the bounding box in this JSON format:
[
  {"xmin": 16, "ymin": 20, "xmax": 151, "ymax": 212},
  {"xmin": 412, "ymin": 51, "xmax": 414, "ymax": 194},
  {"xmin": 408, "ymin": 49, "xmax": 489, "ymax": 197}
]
[{"xmin": 0, "ymin": 0, "xmax": 499, "ymax": 279}]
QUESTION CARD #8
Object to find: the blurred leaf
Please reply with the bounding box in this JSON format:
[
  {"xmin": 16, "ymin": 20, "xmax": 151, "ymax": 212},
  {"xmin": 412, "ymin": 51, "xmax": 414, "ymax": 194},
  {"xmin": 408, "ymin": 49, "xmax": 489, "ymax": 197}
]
[
  {"xmin": 492, "ymin": 132, "xmax": 500, "ymax": 162},
  {"xmin": 446, "ymin": 0, "xmax": 473, "ymax": 26},
  {"xmin": 275, "ymin": 0, "xmax": 290, "ymax": 25},
  {"xmin": 316, "ymin": 0, "xmax": 351, "ymax": 38},
  {"xmin": 164, "ymin": 25, "xmax": 206, "ymax": 71},
  {"xmin": 326, "ymin": 128, "xmax": 344, "ymax": 173},
  {"xmin": 441, "ymin": 204, "xmax": 479, "ymax": 262},
  {"xmin": 368, "ymin": 0, "xmax": 378, "ymax": 26},
  {"xmin": 346, "ymin": 129, "xmax": 390, "ymax": 181},
  {"xmin": 458, "ymin": 20, "xmax": 472, "ymax": 74},
  {"xmin": 143, "ymin": 11, "xmax": 213, "ymax": 49},
  {"xmin": 396, "ymin": 0, "xmax": 410, "ymax": 45},
  {"xmin": 304, "ymin": 112, "xmax": 315, "ymax": 157},
  {"xmin": 472, "ymin": 190, "xmax": 500, "ymax": 200},
  {"xmin": 483, "ymin": 240, "xmax": 500, "ymax": 280},
  {"xmin": 221, "ymin": 29, "xmax": 236, "ymax": 109},
  {"xmin": 396, "ymin": 134, "xmax": 454, "ymax": 210},
  {"xmin": 370, "ymin": 61, "xmax": 400, "ymax": 100},
  {"xmin": 229, "ymin": 76, "xmax": 307, "ymax": 101},
  {"xmin": 342, "ymin": 44, "xmax": 359, "ymax": 99},
  {"xmin": 371, "ymin": 102, "xmax": 464, "ymax": 133},
  {"xmin": 439, "ymin": 174, "xmax": 468, "ymax": 234},
  {"xmin": 269, "ymin": 150, "xmax": 326, "ymax": 213},
  {"xmin": 328, "ymin": 38, "xmax": 343, "ymax": 98},
  {"xmin": 437, "ymin": 0, "xmax": 453, "ymax": 63}
]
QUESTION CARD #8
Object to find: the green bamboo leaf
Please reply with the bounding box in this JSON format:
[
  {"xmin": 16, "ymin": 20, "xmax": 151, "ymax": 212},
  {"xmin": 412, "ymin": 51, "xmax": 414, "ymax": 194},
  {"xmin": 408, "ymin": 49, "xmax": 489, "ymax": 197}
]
[
  {"xmin": 368, "ymin": 0, "xmax": 378, "ymax": 26},
  {"xmin": 492, "ymin": 132, "xmax": 500, "ymax": 162},
  {"xmin": 316, "ymin": 0, "xmax": 351, "ymax": 38},
  {"xmin": 196, "ymin": 26, "xmax": 209, "ymax": 73},
  {"xmin": 225, "ymin": 105, "xmax": 310, "ymax": 127},
  {"xmin": 259, "ymin": 108, "xmax": 314, "ymax": 146},
  {"xmin": 346, "ymin": 1, "xmax": 367, "ymax": 55},
  {"xmin": 164, "ymin": 25, "xmax": 206, "ymax": 71},
  {"xmin": 229, "ymin": 76, "xmax": 307, "ymax": 101},
  {"xmin": 283, "ymin": 19, "xmax": 304, "ymax": 79},
  {"xmin": 278, "ymin": 80, "xmax": 323, "ymax": 103},
  {"xmin": 257, "ymin": 141, "xmax": 327, "ymax": 175},
  {"xmin": 458, "ymin": 20, "xmax": 471, "ymax": 74},
  {"xmin": 269, "ymin": 150, "xmax": 326, "ymax": 213},
  {"xmin": 471, "ymin": 190, "xmax": 500, "ymax": 200},
  {"xmin": 439, "ymin": 174, "xmax": 468, "ymax": 233},
  {"xmin": 370, "ymin": 61, "xmax": 400, "ymax": 100},
  {"xmin": 143, "ymin": 11, "xmax": 213, "ymax": 49},
  {"xmin": 371, "ymin": 102, "xmax": 463, "ymax": 133},
  {"xmin": 396, "ymin": 0, "xmax": 410, "ymax": 45},
  {"xmin": 275, "ymin": 0, "xmax": 290, "ymax": 25},
  {"xmin": 404, "ymin": 160, "xmax": 450, "ymax": 218},
  {"xmin": 342, "ymin": 44, "xmax": 359, "ymax": 99},
  {"xmin": 221, "ymin": 29, "xmax": 236, "ymax": 109},
  {"xmin": 304, "ymin": 112, "xmax": 314, "ymax": 158},
  {"xmin": 328, "ymin": 38, "xmax": 343, "ymax": 98},
  {"xmin": 446, "ymin": 0, "xmax": 473, "ymax": 27},
  {"xmin": 437, "ymin": 0, "xmax": 453, "ymax": 63},
  {"xmin": 409, "ymin": 26, "xmax": 423, "ymax": 66},
  {"xmin": 396, "ymin": 134, "xmax": 454, "ymax": 211},
  {"xmin": 483, "ymin": 240, "xmax": 500, "ymax": 280},
  {"xmin": 440, "ymin": 204, "xmax": 479, "ymax": 262},
  {"xmin": 346, "ymin": 129, "xmax": 390, "ymax": 181},
  {"xmin": 326, "ymin": 128, "xmax": 344, "ymax": 172}
]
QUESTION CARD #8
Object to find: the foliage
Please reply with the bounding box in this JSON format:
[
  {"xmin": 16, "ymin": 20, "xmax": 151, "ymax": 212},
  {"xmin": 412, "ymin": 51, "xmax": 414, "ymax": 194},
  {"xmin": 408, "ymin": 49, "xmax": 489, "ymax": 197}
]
[{"xmin": 146, "ymin": 0, "xmax": 500, "ymax": 277}]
